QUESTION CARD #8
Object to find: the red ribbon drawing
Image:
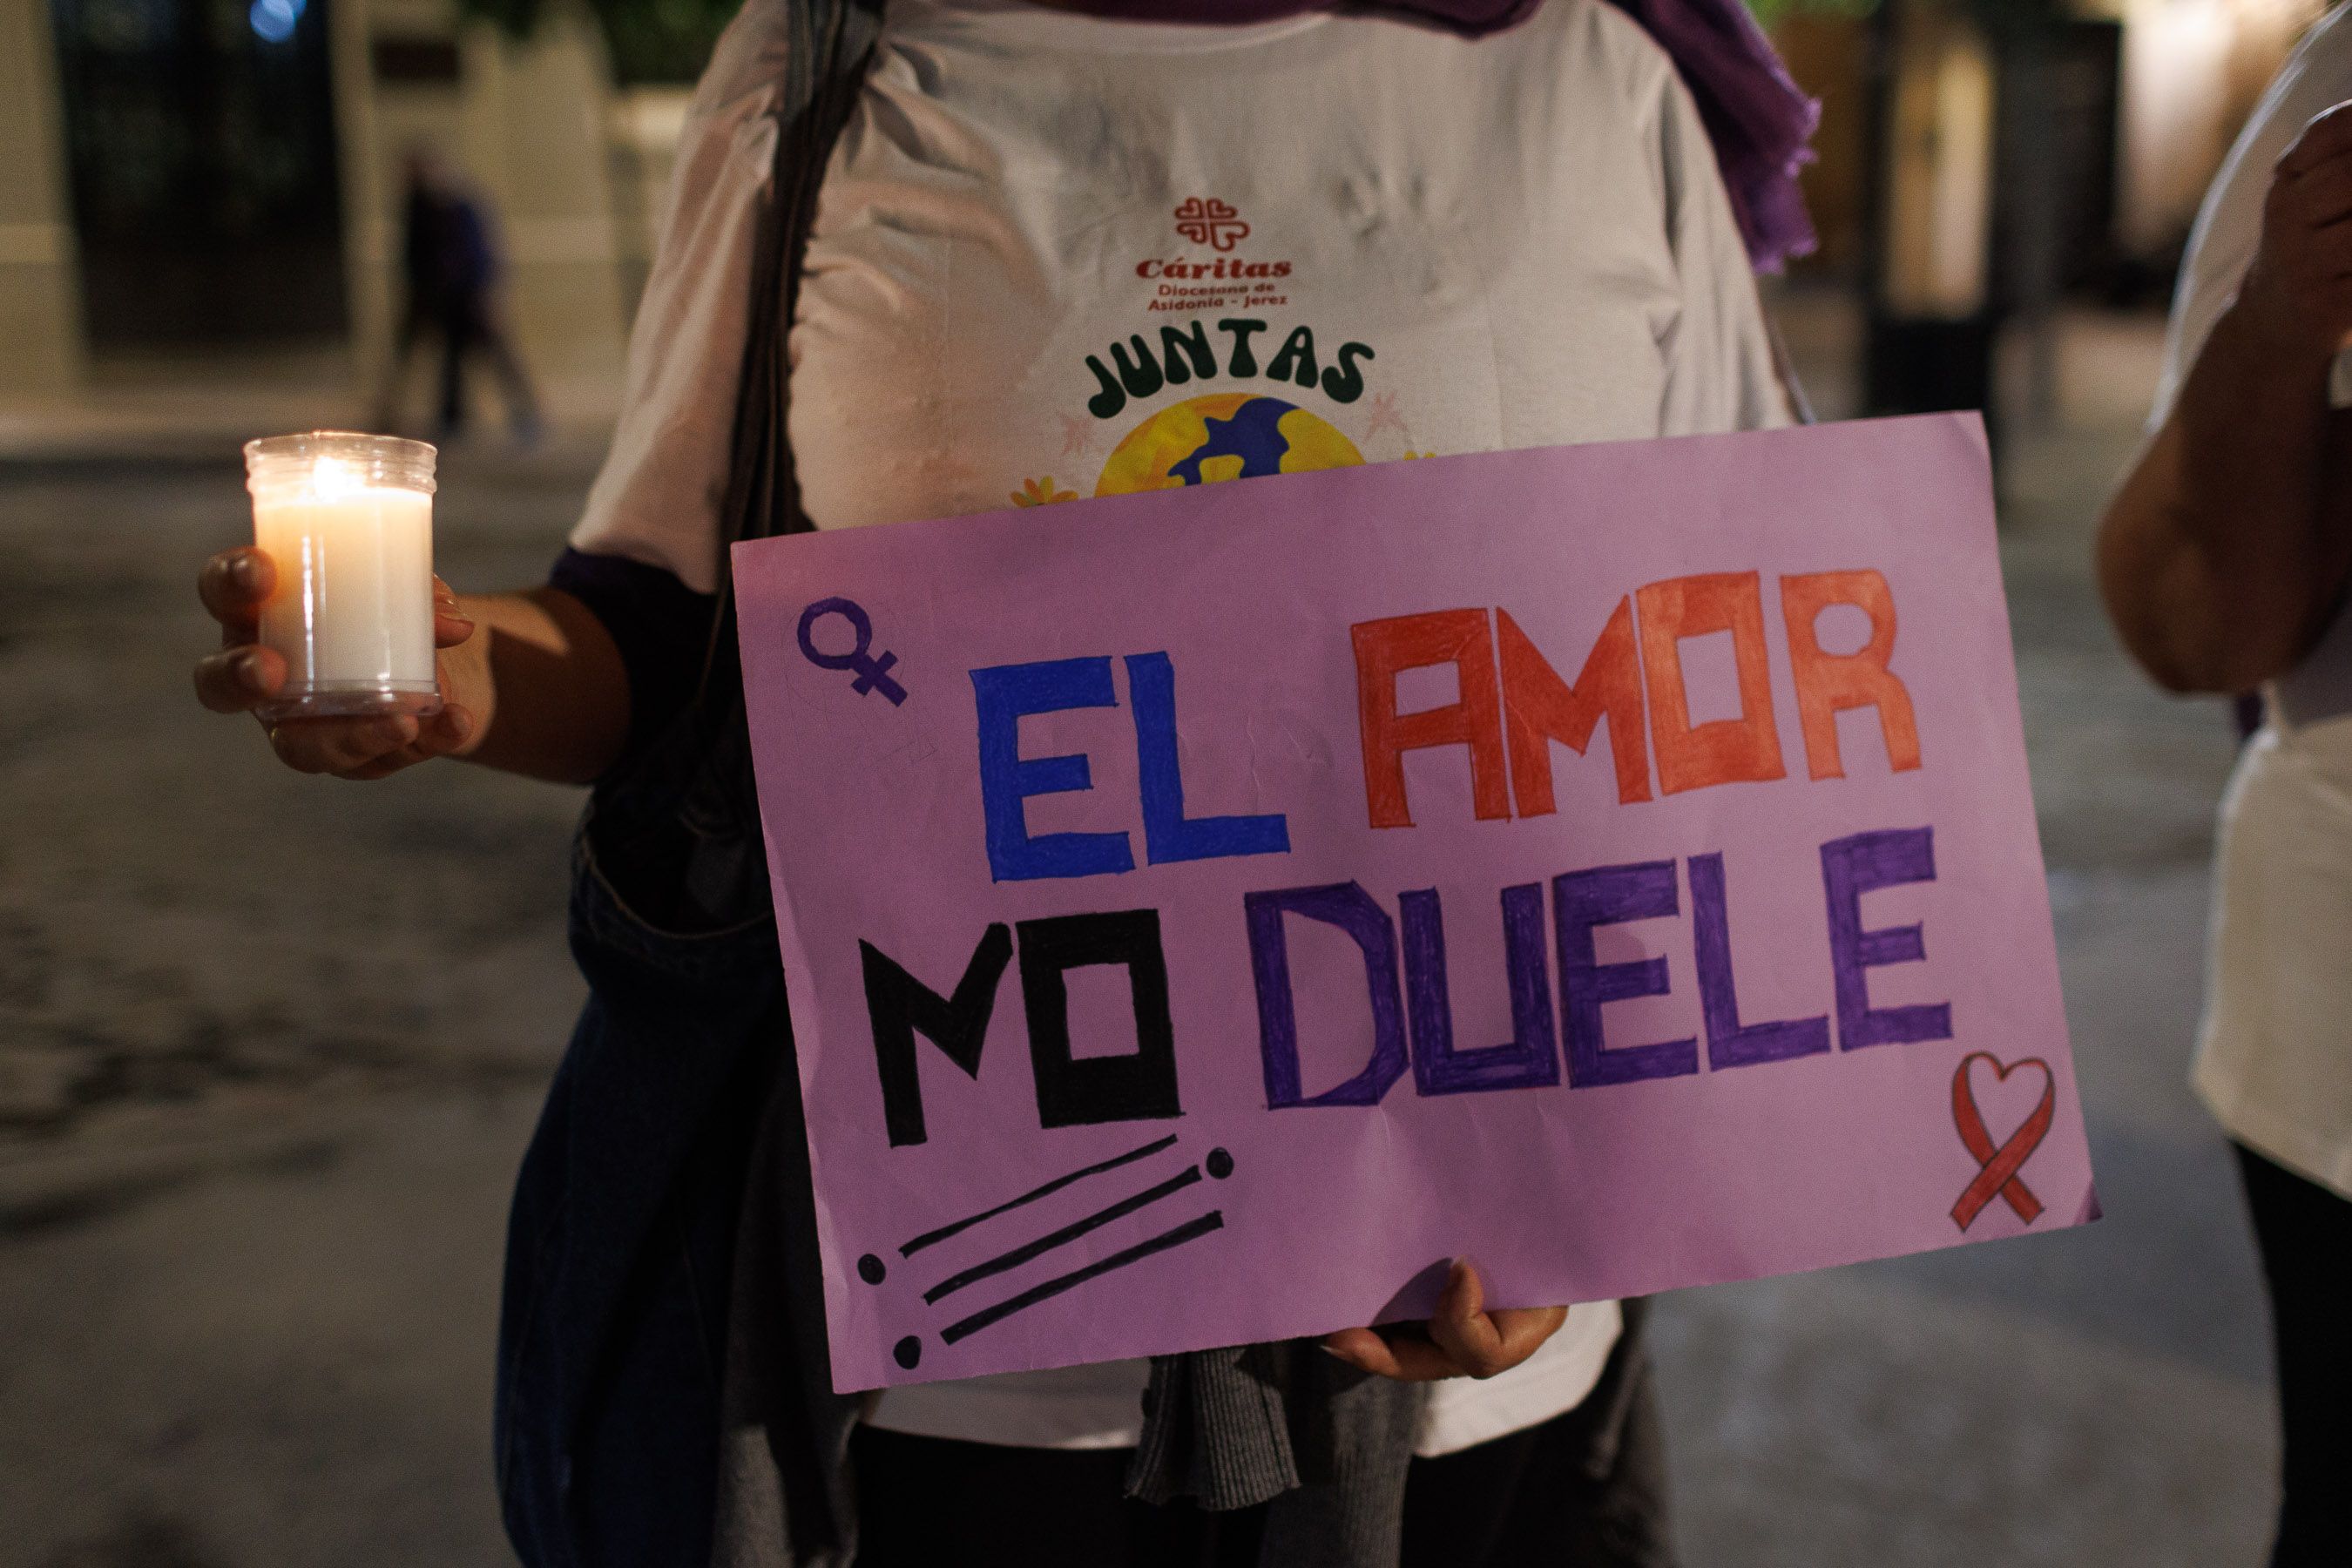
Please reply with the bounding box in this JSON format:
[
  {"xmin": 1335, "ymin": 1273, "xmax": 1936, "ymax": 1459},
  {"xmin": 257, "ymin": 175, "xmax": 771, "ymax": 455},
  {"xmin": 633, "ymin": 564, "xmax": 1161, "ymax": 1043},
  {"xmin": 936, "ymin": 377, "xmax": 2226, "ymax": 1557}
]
[{"xmin": 1950, "ymin": 1052, "xmax": 2053, "ymax": 1231}]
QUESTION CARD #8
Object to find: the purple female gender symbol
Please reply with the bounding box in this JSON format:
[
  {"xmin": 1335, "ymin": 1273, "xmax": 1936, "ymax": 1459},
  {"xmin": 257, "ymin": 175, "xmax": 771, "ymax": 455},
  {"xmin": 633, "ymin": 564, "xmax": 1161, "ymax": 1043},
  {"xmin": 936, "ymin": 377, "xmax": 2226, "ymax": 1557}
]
[{"xmin": 797, "ymin": 597, "xmax": 908, "ymax": 705}]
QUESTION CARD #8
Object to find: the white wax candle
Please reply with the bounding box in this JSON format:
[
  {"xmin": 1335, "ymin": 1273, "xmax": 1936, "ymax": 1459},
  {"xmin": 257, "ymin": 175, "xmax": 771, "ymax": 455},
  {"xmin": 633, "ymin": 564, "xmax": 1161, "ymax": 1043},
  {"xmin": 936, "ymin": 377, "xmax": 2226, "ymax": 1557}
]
[{"xmin": 245, "ymin": 436, "xmax": 441, "ymax": 720}]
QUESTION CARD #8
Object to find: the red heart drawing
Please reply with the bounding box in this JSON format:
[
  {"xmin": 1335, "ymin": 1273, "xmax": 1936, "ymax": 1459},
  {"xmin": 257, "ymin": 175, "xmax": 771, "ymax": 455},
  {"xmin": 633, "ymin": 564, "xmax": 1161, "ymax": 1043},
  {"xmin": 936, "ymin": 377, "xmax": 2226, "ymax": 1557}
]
[{"xmin": 1950, "ymin": 1052, "xmax": 2054, "ymax": 1230}]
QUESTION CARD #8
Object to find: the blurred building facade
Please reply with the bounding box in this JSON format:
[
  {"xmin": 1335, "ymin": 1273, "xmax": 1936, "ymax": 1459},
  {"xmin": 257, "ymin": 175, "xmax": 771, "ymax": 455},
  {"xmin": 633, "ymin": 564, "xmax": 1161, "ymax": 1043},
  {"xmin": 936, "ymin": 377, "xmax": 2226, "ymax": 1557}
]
[
  {"xmin": 6, "ymin": 0, "xmax": 692, "ymax": 402},
  {"xmin": 1785, "ymin": 0, "xmax": 2326, "ymax": 296},
  {"xmin": 0, "ymin": 0, "xmax": 2335, "ymax": 402},
  {"xmin": 1762, "ymin": 0, "xmax": 2324, "ymax": 432}
]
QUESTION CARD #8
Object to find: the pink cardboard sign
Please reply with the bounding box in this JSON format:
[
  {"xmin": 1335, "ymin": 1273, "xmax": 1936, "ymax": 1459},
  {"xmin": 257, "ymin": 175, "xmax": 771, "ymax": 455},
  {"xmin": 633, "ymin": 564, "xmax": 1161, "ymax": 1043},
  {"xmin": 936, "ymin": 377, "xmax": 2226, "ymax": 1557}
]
[{"xmin": 733, "ymin": 413, "xmax": 2094, "ymax": 1394}]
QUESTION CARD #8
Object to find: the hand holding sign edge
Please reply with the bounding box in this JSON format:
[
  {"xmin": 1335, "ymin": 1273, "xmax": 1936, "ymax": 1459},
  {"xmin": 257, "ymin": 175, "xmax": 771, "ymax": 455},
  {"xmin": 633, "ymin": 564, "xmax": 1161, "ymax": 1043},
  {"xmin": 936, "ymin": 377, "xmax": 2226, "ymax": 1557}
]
[{"xmin": 1320, "ymin": 1259, "xmax": 1570, "ymax": 1382}]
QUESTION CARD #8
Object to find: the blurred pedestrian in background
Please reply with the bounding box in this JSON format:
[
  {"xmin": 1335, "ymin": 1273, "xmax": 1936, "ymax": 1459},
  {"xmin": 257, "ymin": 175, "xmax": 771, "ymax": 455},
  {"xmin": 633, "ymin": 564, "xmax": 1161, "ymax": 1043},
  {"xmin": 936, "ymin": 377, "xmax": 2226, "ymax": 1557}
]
[
  {"xmin": 377, "ymin": 145, "xmax": 544, "ymax": 447},
  {"xmin": 2097, "ymin": 7, "xmax": 2352, "ymax": 1563}
]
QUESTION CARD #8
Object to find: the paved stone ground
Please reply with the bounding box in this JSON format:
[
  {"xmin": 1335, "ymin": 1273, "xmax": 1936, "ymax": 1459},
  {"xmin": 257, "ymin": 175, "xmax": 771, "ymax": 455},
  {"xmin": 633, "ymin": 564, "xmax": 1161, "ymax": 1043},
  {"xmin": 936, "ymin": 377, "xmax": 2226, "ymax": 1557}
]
[
  {"xmin": 0, "ymin": 443, "xmax": 592, "ymax": 1567},
  {"xmin": 0, "ymin": 305, "xmax": 2274, "ymax": 1566}
]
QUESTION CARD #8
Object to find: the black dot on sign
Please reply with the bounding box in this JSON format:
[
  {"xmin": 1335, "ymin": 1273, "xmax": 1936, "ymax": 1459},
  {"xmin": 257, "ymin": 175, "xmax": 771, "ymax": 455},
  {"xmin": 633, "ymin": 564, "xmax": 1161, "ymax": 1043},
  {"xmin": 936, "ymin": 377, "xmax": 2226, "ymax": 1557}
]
[
  {"xmin": 857, "ymin": 1253, "xmax": 886, "ymax": 1285},
  {"xmin": 1206, "ymin": 1148, "xmax": 1233, "ymax": 1180},
  {"xmin": 893, "ymin": 1335, "xmax": 923, "ymax": 1370}
]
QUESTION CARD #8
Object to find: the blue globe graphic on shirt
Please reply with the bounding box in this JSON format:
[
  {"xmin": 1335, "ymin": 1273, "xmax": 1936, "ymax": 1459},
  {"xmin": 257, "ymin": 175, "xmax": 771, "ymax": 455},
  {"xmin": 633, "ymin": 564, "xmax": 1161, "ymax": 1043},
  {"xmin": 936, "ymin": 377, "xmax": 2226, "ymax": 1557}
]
[{"xmin": 1094, "ymin": 392, "xmax": 1364, "ymax": 496}]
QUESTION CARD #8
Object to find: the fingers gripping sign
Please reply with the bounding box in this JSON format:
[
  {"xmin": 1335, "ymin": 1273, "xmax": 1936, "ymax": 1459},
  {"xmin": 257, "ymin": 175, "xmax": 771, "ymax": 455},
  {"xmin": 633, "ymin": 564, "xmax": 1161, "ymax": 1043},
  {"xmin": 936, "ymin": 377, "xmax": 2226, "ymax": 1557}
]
[{"xmin": 1321, "ymin": 1260, "xmax": 1571, "ymax": 1382}]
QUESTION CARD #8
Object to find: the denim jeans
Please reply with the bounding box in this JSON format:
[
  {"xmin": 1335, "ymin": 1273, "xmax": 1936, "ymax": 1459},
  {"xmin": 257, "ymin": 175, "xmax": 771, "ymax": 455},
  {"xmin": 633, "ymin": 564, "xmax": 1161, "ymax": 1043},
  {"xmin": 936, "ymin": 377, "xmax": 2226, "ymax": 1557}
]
[{"xmin": 495, "ymin": 831, "xmax": 788, "ymax": 1568}]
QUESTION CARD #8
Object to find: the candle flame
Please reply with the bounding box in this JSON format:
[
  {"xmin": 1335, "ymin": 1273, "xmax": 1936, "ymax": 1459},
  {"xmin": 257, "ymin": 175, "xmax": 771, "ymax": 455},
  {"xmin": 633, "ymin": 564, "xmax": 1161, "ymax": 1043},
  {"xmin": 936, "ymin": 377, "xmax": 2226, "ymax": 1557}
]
[{"xmin": 310, "ymin": 455, "xmax": 362, "ymax": 500}]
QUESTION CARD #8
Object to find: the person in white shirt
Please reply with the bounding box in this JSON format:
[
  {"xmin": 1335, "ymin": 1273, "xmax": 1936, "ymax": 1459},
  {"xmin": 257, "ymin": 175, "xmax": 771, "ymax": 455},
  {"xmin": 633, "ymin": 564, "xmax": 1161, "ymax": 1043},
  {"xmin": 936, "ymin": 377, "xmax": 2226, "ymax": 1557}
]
[
  {"xmin": 193, "ymin": 0, "xmax": 1815, "ymax": 1561},
  {"xmin": 578, "ymin": 0, "xmax": 1781, "ymax": 1499},
  {"xmin": 2099, "ymin": 9, "xmax": 2352, "ymax": 1563}
]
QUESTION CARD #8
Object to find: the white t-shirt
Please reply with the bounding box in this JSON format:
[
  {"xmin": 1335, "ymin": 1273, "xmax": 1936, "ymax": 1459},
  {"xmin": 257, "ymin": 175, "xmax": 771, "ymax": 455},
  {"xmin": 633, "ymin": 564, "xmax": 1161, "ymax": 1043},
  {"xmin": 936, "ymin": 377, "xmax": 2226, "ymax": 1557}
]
[
  {"xmin": 2153, "ymin": 0, "xmax": 2352, "ymax": 1202},
  {"xmin": 574, "ymin": 0, "xmax": 1789, "ymax": 1451}
]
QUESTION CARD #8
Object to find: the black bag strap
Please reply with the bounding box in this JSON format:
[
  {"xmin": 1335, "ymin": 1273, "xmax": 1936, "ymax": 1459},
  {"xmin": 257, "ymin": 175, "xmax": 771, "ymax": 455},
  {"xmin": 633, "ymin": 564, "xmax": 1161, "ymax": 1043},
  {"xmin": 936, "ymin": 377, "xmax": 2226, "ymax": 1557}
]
[{"xmin": 584, "ymin": 0, "xmax": 882, "ymax": 934}]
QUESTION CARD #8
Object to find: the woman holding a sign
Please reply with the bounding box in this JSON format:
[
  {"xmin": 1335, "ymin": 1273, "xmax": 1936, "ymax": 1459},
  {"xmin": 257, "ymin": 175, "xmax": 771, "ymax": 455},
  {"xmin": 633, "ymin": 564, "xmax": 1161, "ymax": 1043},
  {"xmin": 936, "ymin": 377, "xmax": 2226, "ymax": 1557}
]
[{"xmin": 193, "ymin": 0, "xmax": 1814, "ymax": 1562}]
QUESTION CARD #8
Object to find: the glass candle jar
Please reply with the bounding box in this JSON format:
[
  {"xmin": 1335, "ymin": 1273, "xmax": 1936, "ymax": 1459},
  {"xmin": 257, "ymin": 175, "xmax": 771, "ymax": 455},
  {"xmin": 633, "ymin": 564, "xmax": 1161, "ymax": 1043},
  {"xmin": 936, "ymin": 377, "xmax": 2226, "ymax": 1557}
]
[{"xmin": 243, "ymin": 431, "xmax": 441, "ymax": 722}]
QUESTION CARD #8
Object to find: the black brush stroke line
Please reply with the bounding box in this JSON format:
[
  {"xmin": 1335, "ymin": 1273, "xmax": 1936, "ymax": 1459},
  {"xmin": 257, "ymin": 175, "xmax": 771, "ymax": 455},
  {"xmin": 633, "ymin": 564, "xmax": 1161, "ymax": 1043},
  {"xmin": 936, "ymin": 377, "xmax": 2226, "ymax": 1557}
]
[
  {"xmin": 899, "ymin": 1133, "xmax": 1179, "ymax": 1257},
  {"xmin": 923, "ymin": 1166, "xmax": 1203, "ymax": 1305},
  {"xmin": 939, "ymin": 1210, "xmax": 1226, "ymax": 1345}
]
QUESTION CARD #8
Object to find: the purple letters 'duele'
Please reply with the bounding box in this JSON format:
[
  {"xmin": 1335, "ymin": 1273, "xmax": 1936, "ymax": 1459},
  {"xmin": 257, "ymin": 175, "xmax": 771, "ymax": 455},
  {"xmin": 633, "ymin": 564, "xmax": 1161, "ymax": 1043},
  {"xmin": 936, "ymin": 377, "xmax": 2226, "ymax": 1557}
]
[{"xmin": 733, "ymin": 413, "xmax": 2095, "ymax": 1392}]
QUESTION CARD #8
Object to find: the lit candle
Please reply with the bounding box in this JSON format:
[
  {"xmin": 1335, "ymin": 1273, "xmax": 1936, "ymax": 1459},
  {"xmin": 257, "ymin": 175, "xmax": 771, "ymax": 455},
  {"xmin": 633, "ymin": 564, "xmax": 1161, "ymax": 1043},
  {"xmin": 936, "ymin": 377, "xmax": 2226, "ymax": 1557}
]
[{"xmin": 243, "ymin": 431, "xmax": 441, "ymax": 721}]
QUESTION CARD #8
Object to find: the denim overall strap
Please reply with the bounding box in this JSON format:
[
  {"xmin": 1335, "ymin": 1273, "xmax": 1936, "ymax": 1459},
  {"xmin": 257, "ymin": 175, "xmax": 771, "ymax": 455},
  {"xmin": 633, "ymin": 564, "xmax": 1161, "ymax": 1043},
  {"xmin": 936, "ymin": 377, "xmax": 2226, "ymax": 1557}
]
[{"xmin": 497, "ymin": 848, "xmax": 797, "ymax": 1568}]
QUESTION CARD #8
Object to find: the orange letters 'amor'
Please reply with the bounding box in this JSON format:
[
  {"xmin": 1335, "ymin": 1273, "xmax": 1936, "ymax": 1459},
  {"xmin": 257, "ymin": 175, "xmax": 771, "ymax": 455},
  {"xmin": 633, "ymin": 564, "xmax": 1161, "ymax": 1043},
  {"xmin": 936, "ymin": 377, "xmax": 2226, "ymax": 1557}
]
[
  {"xmin": 1780, "ymin": 569, "xmax": 1922, "ymax": 780},
  {"xmin": 1352, "ymin": 609, "xmax": 1513, "ymax": 829},
  {"xmin": 1633, "ymin": 571, "xmax": 1788, "ymax": 796},
  {"xmin": 1496, "ymin": 599, "xmax": 1652, "ymax": 811}
]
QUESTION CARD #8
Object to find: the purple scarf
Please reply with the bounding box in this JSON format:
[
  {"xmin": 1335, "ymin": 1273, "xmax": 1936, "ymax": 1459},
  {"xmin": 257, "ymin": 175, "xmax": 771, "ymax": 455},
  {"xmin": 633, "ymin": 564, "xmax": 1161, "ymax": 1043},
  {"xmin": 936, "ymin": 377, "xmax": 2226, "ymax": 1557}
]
[{"xmin": 1070, "ymin": 0, "xmax": 1819, "ymax": 272}]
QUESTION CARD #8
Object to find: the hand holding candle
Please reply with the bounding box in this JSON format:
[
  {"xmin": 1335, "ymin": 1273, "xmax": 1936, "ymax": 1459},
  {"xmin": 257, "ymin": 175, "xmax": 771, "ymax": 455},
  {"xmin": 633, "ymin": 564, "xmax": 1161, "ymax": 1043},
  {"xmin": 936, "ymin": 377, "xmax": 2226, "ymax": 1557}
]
[{"xmin": 195, "ymin": 431, "xmax": 481, "ymax": 779}]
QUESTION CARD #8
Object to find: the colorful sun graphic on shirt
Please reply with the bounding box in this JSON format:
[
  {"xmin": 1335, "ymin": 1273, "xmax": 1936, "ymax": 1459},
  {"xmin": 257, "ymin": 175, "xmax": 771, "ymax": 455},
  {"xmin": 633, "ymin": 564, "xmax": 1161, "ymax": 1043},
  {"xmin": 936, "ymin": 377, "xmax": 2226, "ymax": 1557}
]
[{"xmin": 1094, "ymin": 392, "xmax": 1364, "ymax": 497}]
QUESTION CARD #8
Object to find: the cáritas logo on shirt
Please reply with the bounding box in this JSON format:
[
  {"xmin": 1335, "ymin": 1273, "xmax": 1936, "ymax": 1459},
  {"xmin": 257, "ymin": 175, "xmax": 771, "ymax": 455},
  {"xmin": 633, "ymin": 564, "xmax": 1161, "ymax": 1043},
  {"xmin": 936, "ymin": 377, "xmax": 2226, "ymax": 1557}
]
[
  {"xmin": 1139, "ymin": 198, "xmax": 1294, "ymax": 305},
  {"xmin": 1172, "ymin": 197, "xmax": 1249, "ymax": 250}
]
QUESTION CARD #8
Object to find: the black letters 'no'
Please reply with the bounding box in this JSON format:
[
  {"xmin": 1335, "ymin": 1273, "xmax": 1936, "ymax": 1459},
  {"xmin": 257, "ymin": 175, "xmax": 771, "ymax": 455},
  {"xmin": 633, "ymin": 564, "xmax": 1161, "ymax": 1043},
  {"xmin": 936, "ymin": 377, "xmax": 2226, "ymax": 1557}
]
[{"xmin": 861, "ymin": 910, "xmax": 1182, "ymax": 1147}]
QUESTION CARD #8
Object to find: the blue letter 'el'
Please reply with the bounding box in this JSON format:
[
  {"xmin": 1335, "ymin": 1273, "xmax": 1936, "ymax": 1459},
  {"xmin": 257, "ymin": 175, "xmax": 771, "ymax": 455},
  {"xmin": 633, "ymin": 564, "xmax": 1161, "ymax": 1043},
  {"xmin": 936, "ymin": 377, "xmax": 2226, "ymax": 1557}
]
[
  {"xmin": 972, "ymin": 658, "xmax": 1136, "ymax": 882},
  {"xmin": 1126, "ymin": 652, "xmax": 1290, "ymax": 865}
]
